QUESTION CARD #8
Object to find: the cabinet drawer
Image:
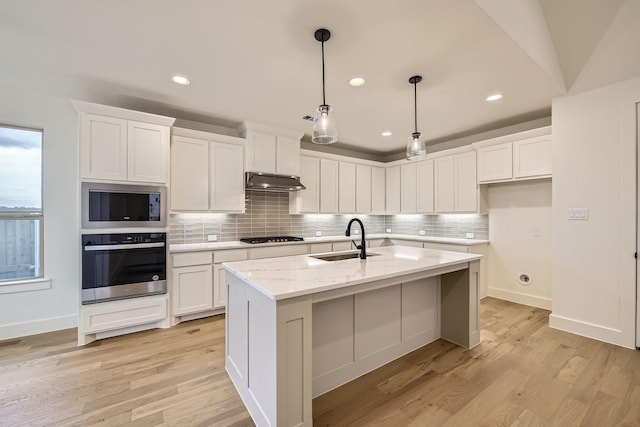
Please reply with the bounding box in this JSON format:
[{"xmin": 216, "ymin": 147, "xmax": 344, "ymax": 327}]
[
  {"xmin": 250, "ymin": 245, "xmax": 308, "ymax": 260},
  {"xmin": 82, "ymin": 295, "xmax": 167, "ymax": 334},
  {"xmin": 214, "ymin": 249, "xmax": 249, "ymax": 263},
  {"xmin": 172, "ymin": 251, "xmax": 213, "ymax": 267},
  {"xmin": 309, "ymin": 243, "xmax": 333, "ymax": 254}
]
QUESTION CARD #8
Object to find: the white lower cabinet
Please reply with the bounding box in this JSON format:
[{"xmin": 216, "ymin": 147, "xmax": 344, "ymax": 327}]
[
  {"xmin": 172, "ymin": 251, "xmax": 214, "ymax": 316},
  {"xmin": 213, "ymin": 249, "xmax": 248, "ymax": 308}
]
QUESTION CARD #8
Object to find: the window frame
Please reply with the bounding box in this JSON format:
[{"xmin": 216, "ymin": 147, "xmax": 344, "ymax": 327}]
[{"xmin": 0, "ymin": 123, "xmax": 44, "ymax": 284}]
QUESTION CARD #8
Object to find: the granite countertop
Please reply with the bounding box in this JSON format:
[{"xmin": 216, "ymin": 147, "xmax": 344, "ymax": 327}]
[
  {"xmin": 222, "ymin": 245, "xmax": 482, "ymax": 301},
  {"xmin": 170, "ymin": 234, "xmax": 489, "ymax": 253}
]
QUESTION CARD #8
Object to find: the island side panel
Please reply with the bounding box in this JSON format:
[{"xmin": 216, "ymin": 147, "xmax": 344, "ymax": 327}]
[
  {"xmin": 440, "ymin": 260, "xmax": 480, "ymax": 348},
  {"xmin": 276, "ymin": 295, "xmax": 313, "ymax": 427}
]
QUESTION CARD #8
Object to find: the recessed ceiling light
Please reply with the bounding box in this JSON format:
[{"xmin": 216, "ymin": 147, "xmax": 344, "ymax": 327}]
[
  {"xmin": 349, "ymin": 77, "xmax": 366, "ymax": 87},
  {"xmin": 381, "ymin": 131, "xmax": 392, "ymax": 136},
  {"xmin": 486, "ymin": 93, "xmax": 503, "ymax": 102},
  {"xmin": 171, "ymin": 74, "xmax": 191, "ymax": 85}
]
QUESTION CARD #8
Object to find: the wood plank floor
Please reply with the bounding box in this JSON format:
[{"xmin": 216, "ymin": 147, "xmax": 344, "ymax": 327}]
[{"xmin": 1, "ymin": 297, "xmax": 639, "ymax": 426}]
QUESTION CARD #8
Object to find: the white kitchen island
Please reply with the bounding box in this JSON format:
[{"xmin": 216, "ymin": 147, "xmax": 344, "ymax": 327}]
[{"xmin": 223, "ymin": 245, "xmax": 482, "ymax": 427}]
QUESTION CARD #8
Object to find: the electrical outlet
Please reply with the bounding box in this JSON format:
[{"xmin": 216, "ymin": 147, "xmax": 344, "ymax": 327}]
[
  {"xmin": 419, "ymin": 230, "xmax": 426, "ymax": 236},
  {"xmin": 353, "ymin": 229, "xmax": 360, "ymax": 235},
  {"xmin": 466, "ymin": 232, "xmax": 474, "ymax": 239},
  {"xmin": 207, "ymin": 234, "xmax": 218, "ymax": 242},
  {"xmin": 386, "ymin": 228, "xmax": 391, "ymax": 233},
  {"xmin": 315, "ymin": 231, "xmax": 322, "ymax": 237}
]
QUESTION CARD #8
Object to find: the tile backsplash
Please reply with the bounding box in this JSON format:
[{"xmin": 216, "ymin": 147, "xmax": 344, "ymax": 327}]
[{"xmin": 170, "ymin": 191, "xmax": 488, "ymax": 244}]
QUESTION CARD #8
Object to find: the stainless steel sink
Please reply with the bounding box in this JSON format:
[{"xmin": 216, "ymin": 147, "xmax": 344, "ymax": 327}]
[{"xmin": 310, "ymin": 251, "xmax": 380, "ymax": 261}]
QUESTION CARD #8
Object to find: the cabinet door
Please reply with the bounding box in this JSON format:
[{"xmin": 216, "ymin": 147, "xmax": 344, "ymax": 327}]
[
  {"xmin": 401, "ymin": 163, "xmax": 417, "ymax": 213},
  {"xmin": 477, "ymin": 143, "xmax": 512, "ymax": 182},
  {"xmin": 170, "ymin": 136, "xmax": 209, "ymax": 211},
  {"xmin": 210, "ymin": 141, "xmax": 245, "ymax": 212},
  {"xmin": 320, "ymin": 159, "xmax": 339, "ymax": 213},
  {"xmin": 385, "ymin": 165, "xmax": 401, "ymax": 214},
  {"xmin": 276, "ymin": 136, "xmax": 300, "ymax": 176},
  {"xmin": 339, "ymin": 162, "xmax": 356, "ymax": 213},
  {"xmin": 417, "ymin": 160, "xmax": 434, "ymax": 213},
  {"xmin": 172, "ymin": 264, "xmax": 213, "ymax": 315},
  {"xmin": 513, "ymin": 135, "xmax": 551, "ymax": 178},
  {"xmin": 356, "ymin": 164, "xmax": 372, "ymax": 213},
  {"xmin": 249, "ymin": 132, "xmax": 277, "ymax": 174},
  {"xmin": 434, "ymin": 156, "xmax": 455, "ymax": 212},
  {"xmin": 213, "ymin": 264, "xmax": 227, "ymax": 308},
  {"xmin": 80, "ymin": 113, "xmax": 128, "ymax": 181},
  {"xmin": 371, "ymin": 166, "xmax": 386, "ymax": 213},
  {"xmin": 454, "ymin": 151, "xmax": 477, "ymax": 212},
  {"xmin": 127, "ymin": 121, "xmax": 169, "ymax": 183},
  {"xmin": 298, "ymin": 155, "xmax": 320, "ymax": 212}
]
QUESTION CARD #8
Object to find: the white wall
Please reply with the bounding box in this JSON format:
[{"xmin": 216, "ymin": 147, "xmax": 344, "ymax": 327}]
[
  {"xmin": 0, "ymin": 85, "xmax": 79, "ymax": 339},
  {"xmin": 551, "ymin": 76, "xmax": 640, "ymax": 349},
  {"xmin": 486, "ymin": 180, "xmax": 552, "ymax": 309}
]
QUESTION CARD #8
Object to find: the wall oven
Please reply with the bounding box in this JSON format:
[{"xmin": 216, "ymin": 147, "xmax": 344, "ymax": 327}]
[
  {"xmin": 81, "ymin": 232, "xmax": 167, "ymax": 304},
  {"xmin": 81, "ymin": 182, "xmax": 166, "ymax": 229}
]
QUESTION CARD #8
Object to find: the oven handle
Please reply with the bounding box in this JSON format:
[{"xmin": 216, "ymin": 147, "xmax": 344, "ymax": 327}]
[{"xmin": 84, "ymin": 242, "xmax": 165, "ymax": 251}]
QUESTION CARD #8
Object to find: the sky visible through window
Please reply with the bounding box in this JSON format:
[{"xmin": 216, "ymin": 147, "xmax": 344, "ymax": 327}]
[{"xmin": 0, "ymin": 126, "xmax": 42, "ymax": 210}]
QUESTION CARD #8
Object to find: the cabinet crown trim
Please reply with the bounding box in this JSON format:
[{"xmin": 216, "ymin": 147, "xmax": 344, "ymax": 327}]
[
  {"xmin": 172, "ymin": 127, "xmax": 245, "ymax": 146},
  {"xmin": 71, "ymin": 100, "xmax": 176, "ymax": 127},
  {"xmin": 471, "ymin": 126, "xmax": 551, "ymax": 149}
]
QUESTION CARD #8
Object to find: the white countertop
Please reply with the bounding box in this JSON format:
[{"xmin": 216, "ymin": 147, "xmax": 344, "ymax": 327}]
[
  {"xmin": 222, "ymin": 245, "xmax": 482, "ymax": 301},
  {"xmin": 170, "ymin": 234, "xmax": 489, "ymax": 253}
]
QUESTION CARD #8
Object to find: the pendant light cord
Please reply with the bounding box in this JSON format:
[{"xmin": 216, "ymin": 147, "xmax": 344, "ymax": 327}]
[
  {"xmin": 321, "ymin": 39, "xmax": 326, "ymax": 106},
  {"xmin": 413, "ymin": 80, "xmax": 418, "ymax": 134}
]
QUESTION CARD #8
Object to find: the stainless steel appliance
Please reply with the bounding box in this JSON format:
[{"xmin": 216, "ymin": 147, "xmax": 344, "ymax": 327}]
[
  {"xmin": 240, "ymin": 236, "xmax": 304, "ymax": 244},
  {"xmin": 81, "ymin": 182, "xmax": 166, "ymax": 228},
  {"xmin": 81, "ymin": 232, "xmax": 167, "ymax": 304},
  {"xmin": 245, "ymin": 172, "xmax": 305, "ymax": 192}
]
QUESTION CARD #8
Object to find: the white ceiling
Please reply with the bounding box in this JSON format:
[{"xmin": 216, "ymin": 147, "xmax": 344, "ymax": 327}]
[{"xmin": 1, "ymin": 0, "xmax": 638, "ymax": 155}]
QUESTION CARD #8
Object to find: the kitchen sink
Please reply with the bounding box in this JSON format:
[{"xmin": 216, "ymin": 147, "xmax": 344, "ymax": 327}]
[{"xmin": 310, "ymin": 251, "xmax": 380, "ymax": 262}]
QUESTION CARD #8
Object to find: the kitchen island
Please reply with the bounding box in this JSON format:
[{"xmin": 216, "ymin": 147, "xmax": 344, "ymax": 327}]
[{"xmin": 223, "ymin": 245, "xmax": 482, "ymax": 427}]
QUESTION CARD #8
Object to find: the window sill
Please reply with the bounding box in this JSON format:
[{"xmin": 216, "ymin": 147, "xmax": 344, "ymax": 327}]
[{"xmin": 0, "ymin": 278, "xmax": 52, "ymax": 294}]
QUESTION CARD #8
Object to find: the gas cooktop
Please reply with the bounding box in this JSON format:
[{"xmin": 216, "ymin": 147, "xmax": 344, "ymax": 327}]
[{"xmin": 240, "ymin": 236, "xmax": 304, "ymax": 244}]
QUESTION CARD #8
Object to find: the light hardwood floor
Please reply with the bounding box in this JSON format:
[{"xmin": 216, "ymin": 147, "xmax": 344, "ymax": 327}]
[{"xmin": 1, "ymin": 298, "xmax": 639, "ymax": 426}]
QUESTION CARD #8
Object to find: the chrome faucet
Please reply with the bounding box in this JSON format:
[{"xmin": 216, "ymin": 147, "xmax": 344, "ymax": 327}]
[{"xmin": 345, "ymin": 218, "xmax": 367, "ymax": 259}]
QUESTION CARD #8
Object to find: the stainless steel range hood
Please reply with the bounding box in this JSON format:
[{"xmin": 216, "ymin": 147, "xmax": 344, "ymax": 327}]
[{"xmin": 245, "ymin": 172, "xmax": 306, "ymax": 192}]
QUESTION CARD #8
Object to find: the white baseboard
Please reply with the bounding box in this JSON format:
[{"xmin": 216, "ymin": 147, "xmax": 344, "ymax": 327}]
[
  {"xmin": 487, "ymin": 287, "xmax": 552, "ymax": 310},
  {"xmin": 549, "ymin": 314, "xmax": 635, "ymax": 350},
  {"xmin": 0, "ymin": 314, "xmax": 77, "ymax": 341}
]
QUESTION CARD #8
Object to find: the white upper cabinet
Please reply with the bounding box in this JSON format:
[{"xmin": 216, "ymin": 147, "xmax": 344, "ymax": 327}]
[
  {"xmin": 386, "ymin": 165, "xmax": 401, "ymax": 213},
  {"xmin": 477, "ymin": 142, "xmax": 512, "ymax": 183},
  {"xmin": 339, "ymin": 162, "xmax": 356, "ymax": 213},
  {"xmin": 371, "ymin": 166, "xmax": 386, "ymax": 213},
  {"xmin": 73, "ymin": 101, "xmax": 175, "ymax": 184},
  {"xmin": 454, "ymin": 151, "xmax": 477, "ymax": 212},
  {"xmin": 294, "ymin": 155, "xmax": 320, "ymax": 213},
  {"xmin": 417, "ymin": 160, "xmax": 434, "ymax": 213},
  {"xmin": 434, "ymin": 156, "xmax": 455, "ymax": 212},
  {"xmin": 356, "ymin": 164, "xmax": 372, "ymax": 213},
  {"xmin": 401, "ymin": 163, "xmax": 417, "ymax": 213},
  {"xmin": 170, "ymin": 129, "xmax": 245, "ymax": 213},
  {"xmin": 210, "ymin": 141, "xmax": 245, "ymax": 211},
  {"xmin": 239, "ymin": 122, "xmax": 302, "ymax": 176},
  {"xmin": 320, "ymin": 158, "xmax": 339, "ymax": 213},
  {"xmin": 513, "ymin": 135, "xmax": 552, "ymax": 179},
  {"xmin": 473, "ymin": 126, "xmax": 551, "ymax": 184},
  {"xmin": 170, "ymin": 136, "xmax": 209, "ymax": 211}
]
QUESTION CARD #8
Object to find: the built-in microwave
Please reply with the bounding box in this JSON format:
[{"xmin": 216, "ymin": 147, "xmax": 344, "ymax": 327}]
[{"xmin": 81, "ymin": 183, "xmax": 167, "ymax": 229}]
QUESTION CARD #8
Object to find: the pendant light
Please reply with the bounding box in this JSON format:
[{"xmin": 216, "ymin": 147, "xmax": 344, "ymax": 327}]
[
  {"xmin": 406, "ymin": 75, "xmax": 426, "ymax": 160},
  {"xmin": 312, "ymin": 28, "xmax": 337, "ymax": 144}
]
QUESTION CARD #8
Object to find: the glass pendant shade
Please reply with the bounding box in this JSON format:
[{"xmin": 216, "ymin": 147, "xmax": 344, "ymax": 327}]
[
  {"xmin": 406, "ymin": 132, "xmax": 426, "ymax": 160},
  {"xmin": 312, "ymin": 104, "xmax": 337, "ymax": 144}
]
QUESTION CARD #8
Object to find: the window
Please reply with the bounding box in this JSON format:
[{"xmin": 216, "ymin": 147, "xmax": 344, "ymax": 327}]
[{"xmin": 0, "ymin": 125, "xmax": 43, "ymax": 282}]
